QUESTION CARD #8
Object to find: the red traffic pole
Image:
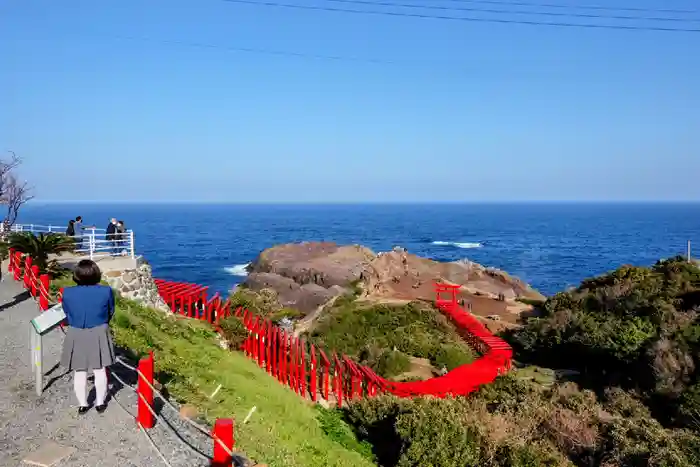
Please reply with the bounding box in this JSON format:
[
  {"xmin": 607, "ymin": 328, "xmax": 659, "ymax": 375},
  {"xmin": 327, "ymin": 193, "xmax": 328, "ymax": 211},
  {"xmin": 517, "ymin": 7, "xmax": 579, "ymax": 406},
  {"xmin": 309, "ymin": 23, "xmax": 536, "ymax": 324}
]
[
  {"xmin": 7, "ymin": 248, "xmax": 14, "ymax": 272},
  {"xmin": 13, "ymin": 252, "xmax": 22, "ymax": 281},
  {"xmin": 23, "ymin": 255, "xmax": 32, "ymax": 289},
  {"xmin": 30, "ymin": 265, "xmax": 39, "ymax": 297},
  {"xmin": 137, "ymin": 351, "xmax": 155, "ymax": 429},
  {"xmin": 212, "ymin": 418, "xmax": 235, "ymax": 467},
  {"xmin": 39, "ymin": 274, "xmax": 50, "ymax": 311}
]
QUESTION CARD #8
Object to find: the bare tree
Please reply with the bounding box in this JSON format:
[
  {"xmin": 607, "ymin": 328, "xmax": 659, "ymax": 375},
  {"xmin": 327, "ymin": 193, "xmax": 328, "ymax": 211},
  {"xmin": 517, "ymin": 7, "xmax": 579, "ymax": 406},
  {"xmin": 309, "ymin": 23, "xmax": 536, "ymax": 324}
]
[{"xmin": 0, "ymin": 151, "xmax": 33, "ymax": 233}]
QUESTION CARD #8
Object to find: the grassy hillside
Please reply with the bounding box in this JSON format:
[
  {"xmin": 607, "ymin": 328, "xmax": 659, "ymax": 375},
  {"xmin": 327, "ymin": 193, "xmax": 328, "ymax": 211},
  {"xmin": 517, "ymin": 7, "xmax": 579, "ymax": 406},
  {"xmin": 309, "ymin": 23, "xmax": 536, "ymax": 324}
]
[{"xmin": 107, "ymin": 296, "xmax": 375, "ymax": 467}]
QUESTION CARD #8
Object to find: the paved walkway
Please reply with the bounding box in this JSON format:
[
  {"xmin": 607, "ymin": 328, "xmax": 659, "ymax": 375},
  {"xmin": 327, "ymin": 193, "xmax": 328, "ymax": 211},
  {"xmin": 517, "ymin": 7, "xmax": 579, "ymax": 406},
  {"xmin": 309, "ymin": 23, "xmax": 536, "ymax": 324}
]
[{"xmin": 0, "ymin": 277, "xmax": 211, "ymax": 467}]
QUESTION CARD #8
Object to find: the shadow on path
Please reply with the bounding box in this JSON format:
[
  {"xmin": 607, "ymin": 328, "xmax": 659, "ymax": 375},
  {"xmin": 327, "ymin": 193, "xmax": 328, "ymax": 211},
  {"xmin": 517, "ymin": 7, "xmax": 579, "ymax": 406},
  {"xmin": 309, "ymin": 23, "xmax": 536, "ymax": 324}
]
[{"xmin": 0, "ymin": 290, "xmax": 31, "ymax": 312}]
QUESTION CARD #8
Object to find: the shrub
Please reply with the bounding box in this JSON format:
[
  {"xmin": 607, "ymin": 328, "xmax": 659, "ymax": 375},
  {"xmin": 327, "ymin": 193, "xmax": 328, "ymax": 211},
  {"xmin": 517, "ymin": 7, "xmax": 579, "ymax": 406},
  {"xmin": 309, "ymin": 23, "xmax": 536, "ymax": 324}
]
[
  {"xmin": 394, "ymin": 397, "xmax": 482, "ymax": 467},
  {"xmin": 308, "ymin": 300, "xmax": 475, "ymax": 378},
  {"xmin": 432, "ymin": 343, "xmax": 475, "ymax": 371},
  {"xmin": 314, "ymin": 406, "xmax": 375, "ymax": 461},
  {"xmin": 508, "ymin": 258, "xmax": 700, "ymax": 431},
  {"xmin": 375, "ymin": 350, "xmax": 411, "ymax": 378},
  {"xmin": 218, "ymin": 316, "xmax": 248, "ymax": 350},
  {"xmin": 228, "ymin": 288, "xmax": 281, "ymax": 317},
  {"xmin": 8, "ymin": 231, "xmax": 75, "ymax": 276},
  {"xmin": 268, "ymin": 307, "xmax": 305, "ymax": 323}
]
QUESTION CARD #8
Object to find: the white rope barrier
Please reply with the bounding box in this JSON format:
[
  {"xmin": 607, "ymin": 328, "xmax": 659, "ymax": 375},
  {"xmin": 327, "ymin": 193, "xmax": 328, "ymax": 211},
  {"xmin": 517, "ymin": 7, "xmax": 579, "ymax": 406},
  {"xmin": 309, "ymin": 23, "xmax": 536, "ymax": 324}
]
[{"xmin": 110, "ymin": 365, "xmax": 213, "ymax": 463}]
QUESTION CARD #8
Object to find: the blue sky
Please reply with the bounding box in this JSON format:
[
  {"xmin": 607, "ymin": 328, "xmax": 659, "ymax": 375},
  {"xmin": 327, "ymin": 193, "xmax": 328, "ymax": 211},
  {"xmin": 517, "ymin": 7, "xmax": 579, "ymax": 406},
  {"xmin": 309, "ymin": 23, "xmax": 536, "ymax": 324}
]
[{"xmin": 1, "ymin": 0, "xmax": 698, "ymax": 202}]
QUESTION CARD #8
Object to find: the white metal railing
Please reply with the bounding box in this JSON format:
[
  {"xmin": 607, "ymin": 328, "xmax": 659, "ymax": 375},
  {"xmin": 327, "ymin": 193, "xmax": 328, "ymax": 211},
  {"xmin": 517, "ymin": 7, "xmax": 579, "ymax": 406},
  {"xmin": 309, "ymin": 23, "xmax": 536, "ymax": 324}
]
[{"xmin": 3, "ymin": 223, "xmax": 135, "ymax": 260}]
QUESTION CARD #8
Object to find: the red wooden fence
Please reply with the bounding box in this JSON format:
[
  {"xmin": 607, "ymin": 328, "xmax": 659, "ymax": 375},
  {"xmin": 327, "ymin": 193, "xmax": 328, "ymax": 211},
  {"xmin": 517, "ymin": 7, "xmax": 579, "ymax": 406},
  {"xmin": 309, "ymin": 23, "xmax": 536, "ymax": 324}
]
[{"xmin": 153, "ymin": 278, "xmax": 512, "ymax": 403}]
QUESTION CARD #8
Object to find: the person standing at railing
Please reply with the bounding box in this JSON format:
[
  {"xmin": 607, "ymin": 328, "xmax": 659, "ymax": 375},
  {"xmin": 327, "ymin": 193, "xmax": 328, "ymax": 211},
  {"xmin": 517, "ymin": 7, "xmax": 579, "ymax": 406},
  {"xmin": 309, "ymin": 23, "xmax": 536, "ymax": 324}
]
[
  {"xmin": 73, "ymin": 216, "xmax": 96, "ymax": 255},
  {"xmin": 106, "ymin": 218, "xmax": 118, "ymax": 255},
  {"xmin": 60, "ymin": 259, "xmax": 116, "ymax": 414},
  {"xmin": 116, "ymin": 220, "xmax": 126, "ymax": 255},
  {"xmin": 65, "ymin": 219, "xmax": 75, "ymax": 237}
]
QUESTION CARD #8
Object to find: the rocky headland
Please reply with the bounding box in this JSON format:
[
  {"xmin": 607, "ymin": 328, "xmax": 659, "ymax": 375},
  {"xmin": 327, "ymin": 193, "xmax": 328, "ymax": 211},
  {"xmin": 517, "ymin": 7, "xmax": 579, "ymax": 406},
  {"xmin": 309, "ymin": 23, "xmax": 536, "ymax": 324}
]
[{"xmin": 240, "ymin": 242, "xmax": 545, "ymax": 331}]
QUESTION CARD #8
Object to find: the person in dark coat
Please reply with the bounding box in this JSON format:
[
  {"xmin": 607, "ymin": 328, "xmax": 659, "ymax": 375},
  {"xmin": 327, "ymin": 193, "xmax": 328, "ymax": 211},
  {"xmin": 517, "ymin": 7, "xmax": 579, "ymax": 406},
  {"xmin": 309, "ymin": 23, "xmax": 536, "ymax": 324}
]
[
  {"xmin": 106, "ymin": 218, "xmax": 118, "ymax": 255},
  {"xmin": 60, "ymin": 260, "xmax": 116, "ymax": 414},
  {"xmin": 65, "ymin": 219, "xmax": 75, "ymax": 237}
]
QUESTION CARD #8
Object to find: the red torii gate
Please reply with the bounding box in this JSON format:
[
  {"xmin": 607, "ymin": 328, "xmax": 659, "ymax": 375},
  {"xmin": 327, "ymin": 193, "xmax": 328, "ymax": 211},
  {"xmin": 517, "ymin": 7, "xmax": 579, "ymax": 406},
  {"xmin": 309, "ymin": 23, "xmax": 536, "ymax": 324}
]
[{"xmin": 434, "ymin": 282, "xmax": 460, "ymax": 309}]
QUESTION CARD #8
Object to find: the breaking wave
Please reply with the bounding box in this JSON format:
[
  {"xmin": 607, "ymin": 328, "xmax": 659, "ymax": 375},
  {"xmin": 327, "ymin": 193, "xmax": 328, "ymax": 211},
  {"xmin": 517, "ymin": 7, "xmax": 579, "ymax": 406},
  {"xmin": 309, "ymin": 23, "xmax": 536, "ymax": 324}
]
[
  {"xmin": 431, "ymin": 241, "xmax": 483, "ymax": 249},
  {"xmin": 224, "ymin": 263, "xmax": 250, "ymax": 276}
]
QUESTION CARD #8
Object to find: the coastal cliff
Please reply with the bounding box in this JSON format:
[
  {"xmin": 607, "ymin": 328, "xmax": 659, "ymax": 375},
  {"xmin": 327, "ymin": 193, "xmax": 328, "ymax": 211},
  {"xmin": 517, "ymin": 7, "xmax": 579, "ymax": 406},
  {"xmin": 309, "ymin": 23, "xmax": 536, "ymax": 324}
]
[{"xmin": 241, "ymin": 241, "xmax": 544, "ymax": 329}]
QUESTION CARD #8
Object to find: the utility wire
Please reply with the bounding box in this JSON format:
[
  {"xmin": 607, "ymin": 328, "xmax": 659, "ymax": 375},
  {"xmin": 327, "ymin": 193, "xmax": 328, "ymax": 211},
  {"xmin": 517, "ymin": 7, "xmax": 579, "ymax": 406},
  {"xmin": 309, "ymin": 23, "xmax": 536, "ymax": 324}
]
[
  {"xmin": 427, "ymin": 0, "xmax": 699, "ymax": 15},
  {"xmin": 323, "ymin": 0, "xmax": 700, "ymax": 23},
  {"xmin": 220, "ymin": 0, "xmax": 700, "ymax": 32}
]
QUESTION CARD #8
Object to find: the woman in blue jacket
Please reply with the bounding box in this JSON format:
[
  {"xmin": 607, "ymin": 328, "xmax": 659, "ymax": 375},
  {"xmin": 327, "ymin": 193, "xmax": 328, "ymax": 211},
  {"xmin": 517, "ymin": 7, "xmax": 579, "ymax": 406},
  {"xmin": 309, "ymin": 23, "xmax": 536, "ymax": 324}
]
[{"xmin": 60, "ymin": 259, "xmax": 116, "ymax": 414}]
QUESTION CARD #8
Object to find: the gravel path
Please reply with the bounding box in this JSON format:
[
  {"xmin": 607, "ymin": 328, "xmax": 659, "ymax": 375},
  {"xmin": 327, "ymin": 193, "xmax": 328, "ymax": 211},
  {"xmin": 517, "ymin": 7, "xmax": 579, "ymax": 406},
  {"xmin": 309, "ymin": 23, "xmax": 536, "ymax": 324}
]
[{"xmin": 0, "ymin": 276, "xmax": 233, "ymax": 467}]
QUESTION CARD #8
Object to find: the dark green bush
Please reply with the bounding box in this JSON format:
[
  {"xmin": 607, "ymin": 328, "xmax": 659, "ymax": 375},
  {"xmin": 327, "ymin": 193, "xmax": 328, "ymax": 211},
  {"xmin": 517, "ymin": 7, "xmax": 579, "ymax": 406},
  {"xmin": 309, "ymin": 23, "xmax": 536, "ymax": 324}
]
[
  {"xmin": 314, "ymin": 406, "xmax": 375, "ymax": 461},
  {"xmin": 218, "ymin": 316, "xmax": 248, "ymax": 350},
  {"xmin": 432, "ymin": 343, "xmax": 475, "ymax": 371},
  {"xmin": 508, "ymin": 257, "xmax": 700, "ymax": 431},
  {"xmin": 268, "ymin": 307, "xmax": 305, "ymax": 323},
  {"xmin": 375, "ymin": 350, "xmax": 411, "ymax": 378},
  {"xmin": 308, "ymin": 300, "xmax": 475, "ymax": 378}
]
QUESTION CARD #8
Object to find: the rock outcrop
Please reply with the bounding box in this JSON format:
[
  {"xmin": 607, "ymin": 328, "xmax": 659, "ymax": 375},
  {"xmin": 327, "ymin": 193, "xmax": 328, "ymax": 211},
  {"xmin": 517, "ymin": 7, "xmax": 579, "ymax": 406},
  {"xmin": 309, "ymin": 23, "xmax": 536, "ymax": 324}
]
[
  {"xmin": 242, "ymin": 242, "xmax": 544, "ymax": 325},
  {"xmin": 244, "ymin": 242, "xmax": 375, "ymax": 313},
  {"xmin": 104, "ymin": 260, "xmax": 169, "ymax": 312}
]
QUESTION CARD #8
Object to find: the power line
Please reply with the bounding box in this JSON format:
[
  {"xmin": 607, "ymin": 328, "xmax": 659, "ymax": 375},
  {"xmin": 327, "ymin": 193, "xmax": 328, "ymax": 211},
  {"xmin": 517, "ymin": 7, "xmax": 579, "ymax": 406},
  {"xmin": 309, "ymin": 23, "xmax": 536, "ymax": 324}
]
[
  {"xmin": 324, "ymin": 0, "xmax": 700, "ymax": 23},
  {"xmin": 220, "ymin": 0, "xmax": 700, "ymax": 32},
  {"xmin": 431, "ymin": 0, "xmax": 699, "ymax": 15}
]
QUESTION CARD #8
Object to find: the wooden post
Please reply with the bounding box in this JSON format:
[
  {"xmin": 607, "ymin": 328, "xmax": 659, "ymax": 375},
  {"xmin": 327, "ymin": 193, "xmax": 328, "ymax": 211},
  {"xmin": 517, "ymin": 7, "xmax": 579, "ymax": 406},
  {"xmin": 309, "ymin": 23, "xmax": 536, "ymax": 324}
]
[
  {"xmin": 258, "ymin": 320, "xmax": 265, "ymax": 368},
  {"xmin": 266, "ymin": 322, "xmax": 272, "ymax": 374},
  {"xmin": 300, "ymin": 339, "xmax": 307, "ymax": 397},
  {"xmin": 310, "ymin": 345, "xmax": 317, "ymax": 402},
  {"xmin": 272, "ymin": 326, "xmax": 278, "ymax": 378},
  {"xmin": 280, "ymin": 331, "xmax": 287, "ymax": 384},
  {"xmin": 137, "ymin": 352, "xmax": 155, "ymax": 429},
  {"xmin": 212, "ymin": 418, "xmax": 235, "ymax": 467},
  {"xmin": 688, "ymin": 240, "xmax": 692, "ymax": 263},
  {"xmin": 334, "ymin": 355, "xmax": 343, "ymax": 408},
  {"xmin": 289, "ymin": 337, "xmax": 296, "ymax": 389}
]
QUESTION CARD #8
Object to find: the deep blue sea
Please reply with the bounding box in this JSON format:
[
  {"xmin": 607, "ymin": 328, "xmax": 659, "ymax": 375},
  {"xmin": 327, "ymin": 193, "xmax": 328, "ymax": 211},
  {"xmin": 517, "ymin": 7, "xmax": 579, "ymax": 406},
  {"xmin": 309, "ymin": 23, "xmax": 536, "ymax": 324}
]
[{"xmin": 17, "ymin": 203, "xmax": 700, "ymax": 297}]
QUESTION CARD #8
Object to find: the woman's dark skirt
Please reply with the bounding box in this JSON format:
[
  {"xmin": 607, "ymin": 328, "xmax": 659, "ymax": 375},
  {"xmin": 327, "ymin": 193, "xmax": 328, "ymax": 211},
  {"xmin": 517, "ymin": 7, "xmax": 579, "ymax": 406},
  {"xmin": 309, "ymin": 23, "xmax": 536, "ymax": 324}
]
[{"xmin": 60, "ymin": 323, "xmax": 116, "ymax": 371}]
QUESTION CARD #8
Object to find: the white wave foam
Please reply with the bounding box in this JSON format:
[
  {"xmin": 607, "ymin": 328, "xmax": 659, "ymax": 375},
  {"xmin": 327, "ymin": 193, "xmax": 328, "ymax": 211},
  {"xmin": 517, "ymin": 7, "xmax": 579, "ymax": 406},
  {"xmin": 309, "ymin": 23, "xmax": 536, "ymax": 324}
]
[
  {"xmin": 224, "ymin": 263, "xmax": 250, "ymax": 277},
  {"xmin": 432, "ymin": 241, "xmax": 483, "ymax": 249}
]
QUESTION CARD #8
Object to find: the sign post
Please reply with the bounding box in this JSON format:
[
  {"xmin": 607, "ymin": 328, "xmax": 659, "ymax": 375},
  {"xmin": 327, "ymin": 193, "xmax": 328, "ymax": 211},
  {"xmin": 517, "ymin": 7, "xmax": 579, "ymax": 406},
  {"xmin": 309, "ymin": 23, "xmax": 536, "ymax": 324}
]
[{"xmin": 30, "ymin": 304, "xmax": 67, "ymax": 396}]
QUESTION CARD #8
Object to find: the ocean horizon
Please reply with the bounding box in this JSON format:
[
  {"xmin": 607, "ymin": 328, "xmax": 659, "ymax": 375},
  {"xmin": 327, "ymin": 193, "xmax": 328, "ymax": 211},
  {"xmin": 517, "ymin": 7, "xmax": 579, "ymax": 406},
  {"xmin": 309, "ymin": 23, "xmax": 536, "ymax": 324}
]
[{"xmin": 16, "ymin": 202, "xmax": 700, "ymax": 297}]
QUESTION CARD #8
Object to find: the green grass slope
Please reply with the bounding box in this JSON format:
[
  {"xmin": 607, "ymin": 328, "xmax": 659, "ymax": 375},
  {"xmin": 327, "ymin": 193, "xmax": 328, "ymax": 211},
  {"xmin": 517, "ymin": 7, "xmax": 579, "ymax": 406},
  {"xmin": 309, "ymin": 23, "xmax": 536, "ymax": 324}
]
[{"xmin": 108, "ymin": 296, "xmax": 376, "ymax": 467}]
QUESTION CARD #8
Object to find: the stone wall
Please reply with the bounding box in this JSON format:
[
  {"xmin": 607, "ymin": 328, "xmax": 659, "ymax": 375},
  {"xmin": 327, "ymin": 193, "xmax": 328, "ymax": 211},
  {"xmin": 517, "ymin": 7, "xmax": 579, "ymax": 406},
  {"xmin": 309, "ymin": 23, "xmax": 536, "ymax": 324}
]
[{"xmin": 104, "ymin": 259, "xmax": 169, "ymax": 312}]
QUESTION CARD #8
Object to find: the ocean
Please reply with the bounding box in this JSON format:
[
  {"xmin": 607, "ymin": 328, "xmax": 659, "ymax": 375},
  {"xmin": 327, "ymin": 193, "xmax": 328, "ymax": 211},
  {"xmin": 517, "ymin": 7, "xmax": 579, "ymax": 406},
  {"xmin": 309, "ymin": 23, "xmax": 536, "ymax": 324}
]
[{"xmin": 17, "ymin": 203, "xmax": 700, "ymax": 297}]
